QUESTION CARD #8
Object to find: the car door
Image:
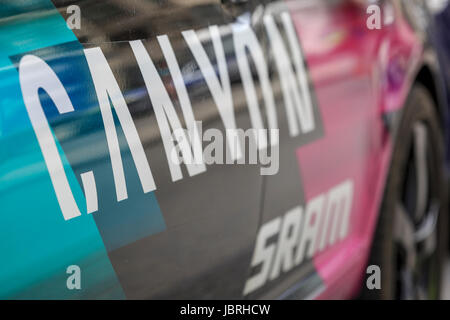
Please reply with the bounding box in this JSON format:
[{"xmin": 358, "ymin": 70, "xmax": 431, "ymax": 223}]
[
  {"xmin": 0, "ymin": 0, "xmax": 272, "ymax": 299},
  {"xmin": 52, "ymin": 0, "xmax": 269, "ymax": 299}
]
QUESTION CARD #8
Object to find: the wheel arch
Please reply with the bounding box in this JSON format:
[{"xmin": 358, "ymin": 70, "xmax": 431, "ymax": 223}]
[{"xmin": 413, "ymin": 52, "xmax": 450, "ymax": 172}]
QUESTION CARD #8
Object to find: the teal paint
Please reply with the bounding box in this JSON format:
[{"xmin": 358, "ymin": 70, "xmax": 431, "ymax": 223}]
[{"xmin": 0, "ymin": 0, "xmax": 125, "ymax": 299}]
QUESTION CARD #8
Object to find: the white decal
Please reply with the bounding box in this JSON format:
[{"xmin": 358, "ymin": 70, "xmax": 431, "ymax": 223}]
[
  {"xmin": 158, "ymin": 34, "xmax": 205, "ymax": 171},
  {"xmin": 243, "ymin": 217, "xmax": 282, "ymax": 296},
  {"xmin": 294, "ymin": 193, "xmax": 325, "ymax": 265},
  {"xmin": 21, "ymin": 11, "xmax": 320, "ymax": 220},
  {"xmin": 131, "ymin": 40, "xmax": 206, "ymax": 182},
  {"xmin": 80, "ymin": 171, "xmax": 98, "ymax": 214},
  {"xmin": 183, "ymin": 26, "xmax": 242, "ymax": 161},
  {"xmin": 269, "ymin": 206, "xmax": 303, "ymax": 280},
  {"xmin": 85, "ymin": 47, "xmax": 156, "ymax": 201},
  {"xmin": 19, "ymin": 55, "xmax": 81, "ymax": 220},
  {"xmin": 265, "ymin": 13, "xmax": 315, "ymax": 136},
  {"xmin": 233, "ymin": 22, "xmax": 278, "ymax": 150},
  {"xmin": 244, "ymin": 179, "xmax": 354, "ymax": 295}
]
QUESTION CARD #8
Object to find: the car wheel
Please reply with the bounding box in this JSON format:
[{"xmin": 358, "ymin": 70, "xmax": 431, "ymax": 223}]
[{"xmin": 362, "ymin": 84, "xmax": 448, "ymax": 299}]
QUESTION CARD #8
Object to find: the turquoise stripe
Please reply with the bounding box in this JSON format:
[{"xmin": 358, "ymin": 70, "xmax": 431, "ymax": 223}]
[{"xmin": 0, "ymin": 0, "xmax": 125, "ymax": 299}]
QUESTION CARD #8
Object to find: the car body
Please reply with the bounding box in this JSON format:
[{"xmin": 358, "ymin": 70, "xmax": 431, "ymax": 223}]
[{"xmin": 0, "ymin": 0, "xmax": 447, "ymax": 299}]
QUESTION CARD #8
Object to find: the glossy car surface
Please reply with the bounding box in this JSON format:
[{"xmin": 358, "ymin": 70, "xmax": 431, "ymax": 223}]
[{"xmin": 0, "ymin": 0, "xmax": 447, "ymax": 299}]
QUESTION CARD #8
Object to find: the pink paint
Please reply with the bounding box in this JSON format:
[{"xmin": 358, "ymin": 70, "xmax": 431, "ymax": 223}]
[{"xmin": 286, "ymin": 1, "xmax": 423, "ymax": 298}]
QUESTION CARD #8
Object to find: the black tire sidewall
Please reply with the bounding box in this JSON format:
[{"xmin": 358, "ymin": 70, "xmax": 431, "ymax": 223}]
[{"xmin": 362, "ymin": 84, "xmax": 448, "ymax": 300}]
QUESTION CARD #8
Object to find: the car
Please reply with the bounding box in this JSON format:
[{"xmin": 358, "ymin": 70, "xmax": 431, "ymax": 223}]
[{"xmin": 0, "ymin": 0, "xmax": 448, "ymax": 300}]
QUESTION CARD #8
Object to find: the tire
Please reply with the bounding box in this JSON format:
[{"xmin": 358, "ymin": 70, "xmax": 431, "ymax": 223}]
[{"xmin": 361, "ymin": 84, "xmax": 448, "ymax": 299}]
